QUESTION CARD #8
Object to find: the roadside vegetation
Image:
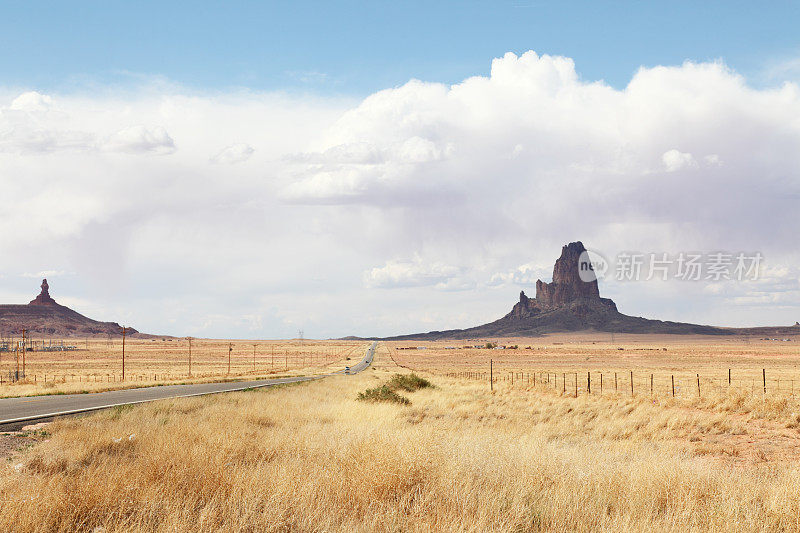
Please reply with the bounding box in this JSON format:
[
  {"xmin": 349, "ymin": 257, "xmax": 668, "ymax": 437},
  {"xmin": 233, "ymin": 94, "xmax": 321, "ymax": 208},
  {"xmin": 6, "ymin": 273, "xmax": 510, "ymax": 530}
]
[
  {"xmin": 2, "ymin": 344, "xmax": 800, "ymax": 531},
  {"xmin": 357, "ymin": 372, "xmax": 432, "ymax": 404}
]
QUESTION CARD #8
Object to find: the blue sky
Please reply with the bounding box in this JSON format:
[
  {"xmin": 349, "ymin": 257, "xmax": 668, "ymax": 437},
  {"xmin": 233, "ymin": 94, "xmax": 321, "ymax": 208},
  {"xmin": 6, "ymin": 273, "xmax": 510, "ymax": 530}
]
[
  {"xmin": 3, "ymin": 1, "xmax": 799, "ymax": 95},
  {"xmin": 1, "ymin": 3, "xmax": 800, "ymax": 338}
]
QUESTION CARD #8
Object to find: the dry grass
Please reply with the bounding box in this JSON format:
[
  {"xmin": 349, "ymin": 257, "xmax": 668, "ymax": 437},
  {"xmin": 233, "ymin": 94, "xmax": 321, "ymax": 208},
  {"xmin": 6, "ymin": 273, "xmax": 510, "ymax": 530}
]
[
  {"xmin": 2, "ymin": 340, "xmax": 800, "ymax": 531},
  {"xmin": 0, "ymin": 339, "xmax": 362, "ymax": 398},
  {"xmin": 389, "ymin": 332, "xmax": 800, "ymax": 400}
]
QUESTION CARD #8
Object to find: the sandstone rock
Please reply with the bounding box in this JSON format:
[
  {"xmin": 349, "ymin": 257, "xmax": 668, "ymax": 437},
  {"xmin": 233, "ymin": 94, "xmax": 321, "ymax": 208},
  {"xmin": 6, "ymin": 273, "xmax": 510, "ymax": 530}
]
[
  {"xmin": 383, "ymin": 241, "xmax": 730, "ymax": 340},
  {"xmin": 28, "ymin": 279, "xmax": 58, "ymax": 306},
  {"xmin": 0, "ymin": 279, "xmax": 136, "ymax": 337},
  {"xmin": 535, "ymin": 242, "xmax": 600, "ymax": 307}
]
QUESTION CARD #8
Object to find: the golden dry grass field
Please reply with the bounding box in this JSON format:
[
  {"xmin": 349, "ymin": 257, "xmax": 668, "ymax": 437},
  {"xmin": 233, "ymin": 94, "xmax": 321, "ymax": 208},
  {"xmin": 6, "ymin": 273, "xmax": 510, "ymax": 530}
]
[
  {"xmin": 3, "ymin": 336, "xmax": 800, "ymax": 531},
  {"xmin": 389, "ymin": 332, "xmax": 800, "ymax": 399},
  {"xmin": 0, "ymin": 338, "xmax": 364, "ymax": 398}
]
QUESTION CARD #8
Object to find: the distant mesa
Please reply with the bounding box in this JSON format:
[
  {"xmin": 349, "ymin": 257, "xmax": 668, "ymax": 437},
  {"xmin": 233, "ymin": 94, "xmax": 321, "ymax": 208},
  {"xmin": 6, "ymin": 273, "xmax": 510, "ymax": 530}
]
[
  {"xmin": 0, "ymin": 279, "xmax": 137, "ymax": 337},
  {"xmin": 382, "ymin": 241, "xmax": 798, "ymax": 340}
]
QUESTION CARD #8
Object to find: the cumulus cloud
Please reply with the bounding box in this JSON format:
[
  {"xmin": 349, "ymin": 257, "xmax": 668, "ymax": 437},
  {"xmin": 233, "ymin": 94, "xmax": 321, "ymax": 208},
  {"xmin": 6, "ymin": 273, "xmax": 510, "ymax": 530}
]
[
  {"xmin": 488, "ymin": 263, "xmax": 551, "ymax": 287},
  {"xmin": 0, "ymin": 94, "xmax": 176, "ymax": 155},
  {"xmin": 1, "ymin": 51, "xmax": 800, "ymax": 337},
  {"xmin": 10, "ymin": 91, "xmax": 54, "ymax": 112},
  {"xmin": 662, "ymin": 149, "xmax": 698, "ymax": 172},
  {"xmin": 363, "ymin": 256, "xmax": 471, "ymax": 290},
  {"xmin": 103, "ymin": 125, "xmax": 176, "ymax": 154},
  {"xmin": 211, "ymin": 143, "xmax": 254, "ymax": 164}
]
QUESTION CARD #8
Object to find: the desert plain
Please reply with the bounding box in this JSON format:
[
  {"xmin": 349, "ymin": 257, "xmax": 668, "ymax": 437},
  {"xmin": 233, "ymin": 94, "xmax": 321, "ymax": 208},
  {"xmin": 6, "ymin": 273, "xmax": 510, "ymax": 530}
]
[{"xmin": 2, "ymin": 333, "xmax": 800, "ymax": 531}]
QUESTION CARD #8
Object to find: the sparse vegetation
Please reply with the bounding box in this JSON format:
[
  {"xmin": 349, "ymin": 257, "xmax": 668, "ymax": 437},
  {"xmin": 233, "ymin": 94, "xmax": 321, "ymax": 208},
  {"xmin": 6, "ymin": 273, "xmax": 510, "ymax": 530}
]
[
  {"xmin": 356, "ymin": 384, "xmax": 410, "ymax": 404},
  {"xmin": 386, "ymin": 372, "xmax": 432, "ymax": 392},
  {"xmin": 3, "ymin": 340, "xmax": 800, "ymax": 531},
  {"xmin": 0, "ymin": 339, "xmax": 364, "ymax": 398},
  {"xmin": 357, "ymin": 373, "xmax": 431, "ymax": 404}
]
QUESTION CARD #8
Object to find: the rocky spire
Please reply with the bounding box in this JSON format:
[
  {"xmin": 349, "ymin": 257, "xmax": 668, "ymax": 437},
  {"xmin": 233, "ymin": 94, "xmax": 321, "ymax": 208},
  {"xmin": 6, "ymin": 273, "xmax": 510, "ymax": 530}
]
[
  {"xmin": 29, "ymin": 278, "xmax": 58, "ymax": 306},
  {"xmin": 534, "ymin": 241, "xmax": 600, "ymax": 308}
]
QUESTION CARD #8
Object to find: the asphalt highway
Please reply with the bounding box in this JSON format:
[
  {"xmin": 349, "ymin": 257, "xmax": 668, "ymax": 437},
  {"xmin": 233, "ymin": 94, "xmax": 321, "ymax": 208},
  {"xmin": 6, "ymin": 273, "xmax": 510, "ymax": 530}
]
[{"xmin": 0, "ymin": 341, "xmax": 377, "ymax": 430}]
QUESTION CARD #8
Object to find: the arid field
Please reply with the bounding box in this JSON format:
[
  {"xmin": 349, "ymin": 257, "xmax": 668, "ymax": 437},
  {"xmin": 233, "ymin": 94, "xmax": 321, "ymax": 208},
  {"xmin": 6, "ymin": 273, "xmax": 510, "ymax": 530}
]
[
  {"xmin": 0, "ymin": 338, "xmax": 364, "ymax": 398},
  {"xmin": 3, "ymin": 335, "xmax": 800, "ymax": 531},
  {"xmin": 390, "ymin": 333, "xmax": 800, "ymax": 399}
]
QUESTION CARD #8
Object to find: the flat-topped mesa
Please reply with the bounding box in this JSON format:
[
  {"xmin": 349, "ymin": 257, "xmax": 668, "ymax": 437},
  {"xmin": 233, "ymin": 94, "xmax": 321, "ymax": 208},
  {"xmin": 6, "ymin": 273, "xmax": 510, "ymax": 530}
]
[
  {"xmin": 535, "ymin": 241, "xmax": 600, "ymax": 308},
  {"xmin": 28, "ymin": 279, "xmax": 58, "ymax": 307}
]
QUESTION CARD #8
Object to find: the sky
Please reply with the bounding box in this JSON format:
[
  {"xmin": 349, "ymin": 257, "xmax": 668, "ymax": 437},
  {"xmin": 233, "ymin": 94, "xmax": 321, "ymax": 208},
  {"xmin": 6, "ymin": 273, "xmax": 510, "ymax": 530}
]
[{"xmin": 0, "ymin": 2, "xmax": 799, "ymax": 338}]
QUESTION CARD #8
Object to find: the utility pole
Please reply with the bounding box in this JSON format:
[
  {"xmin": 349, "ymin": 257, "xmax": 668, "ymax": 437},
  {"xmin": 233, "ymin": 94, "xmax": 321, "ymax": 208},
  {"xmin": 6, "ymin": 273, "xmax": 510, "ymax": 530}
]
[
  {"xmin": 121, "ymin": 326, "xmax": 127, "ymax": 381},
  {"xmin": 187, "ymin": 337, "xmax": 193, "ymax": 377},
  {"xmin": 21, "ymin": 328, "xmax": 26, "ymax": 376},
  {"xmin": 228, "ymin": 343, "xmax": 232, "ymax": 374}
]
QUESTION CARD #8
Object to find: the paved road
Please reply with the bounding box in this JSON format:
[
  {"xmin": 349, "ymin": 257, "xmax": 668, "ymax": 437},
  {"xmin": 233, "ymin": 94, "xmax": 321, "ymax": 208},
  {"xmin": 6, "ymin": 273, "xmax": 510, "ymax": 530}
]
[{"xmin": 0, "ymin": 341, "xmax": 377, "ymax": 430}]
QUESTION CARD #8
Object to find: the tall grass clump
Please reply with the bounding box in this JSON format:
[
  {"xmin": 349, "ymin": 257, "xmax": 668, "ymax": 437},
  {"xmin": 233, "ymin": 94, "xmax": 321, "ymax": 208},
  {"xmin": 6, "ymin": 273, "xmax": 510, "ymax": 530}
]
[
  {"xmin": 386, "ymin": 373, "xmax": 432, "ymax": 392},
  {"xmin": 357, "ymin": 384, "xmax": 410, "ymax": 405}
]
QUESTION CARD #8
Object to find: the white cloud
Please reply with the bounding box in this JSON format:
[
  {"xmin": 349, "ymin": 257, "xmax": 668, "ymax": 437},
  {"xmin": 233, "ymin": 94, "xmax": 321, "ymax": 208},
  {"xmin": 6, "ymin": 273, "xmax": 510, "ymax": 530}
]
[
  {"xmin": 211, "ymin": 143, "xmax": 254, "ymax": 164},
  {"xmin": 103, "ymin": 125, "xmax": 176, "ymax": 154},
  {"xmin": 22, "ymin": 270, "xmax": 69, "ymax": 278},
  {"xmin": 363, "ymin": 256, "xmax": 465, "ymax": 289},
  {"xmin": 10, "ymin": 91, "xmax": 54, "ymax": 112},
  {"xmin": 1, "ymin": 51, "xmax": 800, "ymax": 337},
  {"xmin": 489, "ymin": 263, "xmax": 551, "ymax": 287},
  {"xmin": 661, "ymin": 149, "xmax": 698, "ymax": 172}
]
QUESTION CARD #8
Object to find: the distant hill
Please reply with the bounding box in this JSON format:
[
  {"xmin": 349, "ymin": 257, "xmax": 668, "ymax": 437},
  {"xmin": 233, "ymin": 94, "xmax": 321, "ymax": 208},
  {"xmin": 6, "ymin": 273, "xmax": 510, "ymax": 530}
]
[
  {"xmin": 0, "ymin": 279, "xmax": 137, "ymax": 337},
  {"xmin": 379, "ymin": 242, "xmax": 800, "ymax": 341}
]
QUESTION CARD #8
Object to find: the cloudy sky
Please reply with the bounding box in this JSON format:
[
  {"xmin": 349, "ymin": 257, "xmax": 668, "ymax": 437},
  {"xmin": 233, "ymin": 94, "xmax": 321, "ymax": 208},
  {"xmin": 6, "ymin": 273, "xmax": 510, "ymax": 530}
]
[{"xmin": 1, "ymin": 2, "xmax": 799, "ymax": 338}]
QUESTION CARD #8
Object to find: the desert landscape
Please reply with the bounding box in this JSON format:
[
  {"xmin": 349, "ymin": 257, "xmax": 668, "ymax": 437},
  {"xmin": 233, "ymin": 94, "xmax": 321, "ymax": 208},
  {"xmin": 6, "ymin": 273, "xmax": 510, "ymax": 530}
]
[
  {"xmin": 4, "ymin": 338, "xmax": 800, "ymax": 531},
  {"xmin": 0, "ymin": 338, "xmax": 364, "ymax": 397},
  {"xmin": 2, "ymin": 3, "xmax": 800, "ymax": 531},
  {"xmin": 2, "ymin": 244, "xmax": 800, "ymax": 531}
]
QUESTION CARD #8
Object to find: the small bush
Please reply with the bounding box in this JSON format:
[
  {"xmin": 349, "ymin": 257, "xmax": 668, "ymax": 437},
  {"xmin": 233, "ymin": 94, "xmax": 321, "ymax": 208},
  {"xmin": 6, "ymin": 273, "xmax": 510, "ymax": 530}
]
[
  {"xmin": 357, "ymin": 385, "xmax": 410, "ymax": 405},
  {"xmin": 387, "ymin": 373, "xmax": 432, "ymax": 392}
]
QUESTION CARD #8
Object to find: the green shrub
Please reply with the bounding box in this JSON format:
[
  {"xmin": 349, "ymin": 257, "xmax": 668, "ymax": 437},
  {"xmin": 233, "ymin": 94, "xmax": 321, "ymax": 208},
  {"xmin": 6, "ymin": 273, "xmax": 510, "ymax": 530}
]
[
  {"xmin": 357, "ymin": 385, "xmax": 410, "ymax": 405},
  {"xmin": 387, "ymin": 373, "xmax": 432, "ymax": 392}
]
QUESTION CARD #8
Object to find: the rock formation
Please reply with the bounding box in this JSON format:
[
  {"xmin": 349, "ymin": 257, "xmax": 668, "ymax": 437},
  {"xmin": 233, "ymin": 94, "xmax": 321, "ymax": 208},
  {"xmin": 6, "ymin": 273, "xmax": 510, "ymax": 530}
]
[
  {"xmin": 28, "ymin": 279, "xmax": 57, "ymax": 306},
  {"xmin": 508, "ymin": 242, "xmax": 618, "ymax": 321},
  {"xmin": 382, "ymin": 241, "xmax": 734, "ymax": 340},
  {"xmin": 0, "ymin": 279, "xmax": 137, "ymax": 337}
]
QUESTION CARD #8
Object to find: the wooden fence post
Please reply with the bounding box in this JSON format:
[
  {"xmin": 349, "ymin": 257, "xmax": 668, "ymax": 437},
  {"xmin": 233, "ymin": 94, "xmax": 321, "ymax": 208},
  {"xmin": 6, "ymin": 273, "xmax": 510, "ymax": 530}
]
[
  {"xmin": 600, "ymin": 373, "xmax": 603, "ymax": 395},
  {"xmin": 728, "ymin": 368, "xmax": 731, "ymax": 386},
  {"xmin": 490, "ymin": 359, "xmax": 493, "ymax": 391},
  {"xmin": 574, "ymin": 373, "xmax": 578, "ymax": 398},
  {"xmin": 671, "ymin": 375, "xmax": 675, "ymax": 397},
  {"xmin": 763, "ymin": 369, "xmax": 766, "ymax": 394},
  {"xmin": 650, "ymin": 374, "xmax": 653, "ymax": 396},
  {"xmin": 630, "ymin": 371, "xmax": 634, "ymax": 397},
  {"xmin": 697, "ymin": 374, "xmax": 701, "ymax": 397},
  {"xmin": 562, "ymin": 373, "xmax": 566, "ymax": 394},
  {"xmin": 587, "ymin": 372, "xmax": 591, "ymax": 394}
]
